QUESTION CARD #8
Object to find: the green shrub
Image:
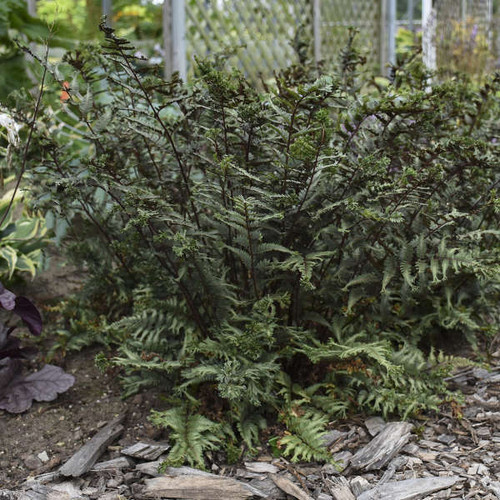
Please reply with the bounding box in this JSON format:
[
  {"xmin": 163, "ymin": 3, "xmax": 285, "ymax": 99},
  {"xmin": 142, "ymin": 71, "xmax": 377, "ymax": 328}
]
[{"xmin": 22, "ymin": 28, "xmax": 499, "ymax": 464}]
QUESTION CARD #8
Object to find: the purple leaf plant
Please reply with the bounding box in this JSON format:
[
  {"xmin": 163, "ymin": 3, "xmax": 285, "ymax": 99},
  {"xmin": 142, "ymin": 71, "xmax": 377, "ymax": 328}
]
[{"xmin": 0, "ymin": 282, "xmax": 75, "ymax": 413}]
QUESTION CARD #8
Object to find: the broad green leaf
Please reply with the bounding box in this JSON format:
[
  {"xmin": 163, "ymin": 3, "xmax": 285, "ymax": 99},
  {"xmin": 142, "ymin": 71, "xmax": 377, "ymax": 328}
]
[
  {"xmin": 5, "ymin": 218, "xmax": 40, "ymax": 241},
  {"xmin": 15, "ymin": 254, "xmax": 37, "ymax": 277},
  {"xmin": 0, "ymin": 245, "xmax": 18, "ymax": 279}
]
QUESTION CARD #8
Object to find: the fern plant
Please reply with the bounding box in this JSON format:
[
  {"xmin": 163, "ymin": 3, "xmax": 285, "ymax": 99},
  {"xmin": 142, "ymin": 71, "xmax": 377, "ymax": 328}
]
[
  {"xmin": 149, "ymin": 405, "xmax": 224, "ymax": 468},
  {"xmin": 16, "ymin": 26, "xmax": 500, "ymax": 465}
]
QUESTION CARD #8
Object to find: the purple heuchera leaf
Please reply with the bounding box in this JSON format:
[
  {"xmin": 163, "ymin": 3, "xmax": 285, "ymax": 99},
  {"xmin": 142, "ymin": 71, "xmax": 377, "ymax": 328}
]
[
  {"xmin": 0, "ymin": 282, "xmax": 42, "ymax": 336},
  {"xmin": 0, "ymin": 364, "xmax": 75, "ymax": 413},
  {"xmin": 0, "ymin": 357, "xmax": 22, "ymax": 393},
  {"xmin": 0, "ymin": 284, "xmax": 16, "ymax": 310},
  {"xmin": 13, "ymin": 296, "xmax": 43, "ymax": 336}
]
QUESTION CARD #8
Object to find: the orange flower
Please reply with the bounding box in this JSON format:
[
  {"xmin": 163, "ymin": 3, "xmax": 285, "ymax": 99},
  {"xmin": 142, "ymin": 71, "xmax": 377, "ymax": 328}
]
[{"xmin": 60, "ymin": 81, "xmax": 70, "ymax": 103}]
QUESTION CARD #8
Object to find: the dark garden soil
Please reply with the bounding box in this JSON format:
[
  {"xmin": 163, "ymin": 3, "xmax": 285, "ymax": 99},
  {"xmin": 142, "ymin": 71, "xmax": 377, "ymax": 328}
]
[
  {"xmin": 0, "ymin": 345, "xmax": 165, "ymax": 489},
  {"xmin": 0, "ymin": 256, "xmax": 167, "ymax": 489}
]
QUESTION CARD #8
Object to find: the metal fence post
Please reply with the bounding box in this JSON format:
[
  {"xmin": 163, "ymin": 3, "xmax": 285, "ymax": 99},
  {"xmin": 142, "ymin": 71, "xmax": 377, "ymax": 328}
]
[
  {"xmin": 163, "ymin": 0, "xmax": 173, "ymax": 79},
  {"xmin": 172, "ymin": 0, "xmax": 187, "ymax": 81},
  {"xmin": 380, "ymin": 0, "xmax": 388, "ymax": 73},
  {"xmin": 408, "ymin": 0, "xmax": 414, "ymax": 31},
  {"xmin": 163, "ymin": 0, "xmax": 187, "ymax": 81},
  {"xmin": 102, "ymin": 0, "xmax": 112, "ymax": 24},
  {"xmin": 422, "ymin": 0, "xmax": 436, "ymax": 71},
  {"xmin": 312, "ymin": 0, "xmax": 321, "ymax": 65},
  {"xmin": 27, "ymin": 0, "xmax": 36, "ymax": 17},
  {"xmin": 388, "ymin": 0, "xmax": 396, "ymax": 69}
]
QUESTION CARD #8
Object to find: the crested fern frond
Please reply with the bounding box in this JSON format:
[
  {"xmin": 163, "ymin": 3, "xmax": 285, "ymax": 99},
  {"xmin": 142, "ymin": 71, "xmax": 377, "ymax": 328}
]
[
  {"xmin": 149, "ymin": 406, "xmax": 223, "ymax": 468},
  {"xmin": 278, "ymin": 411, "xmax": 335, "ymax": 463}
]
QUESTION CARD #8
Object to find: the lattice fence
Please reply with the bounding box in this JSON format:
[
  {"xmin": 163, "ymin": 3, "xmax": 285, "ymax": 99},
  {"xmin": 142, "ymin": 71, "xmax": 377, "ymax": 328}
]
[
  {"xmin": 320, "ymin": 0, "xmax": 384, "ymax": 72},
  {"xmin": 153, "ymin": 0, "xmax": 500, "ymax": 83},
  {"xmin": 185, "ymin": 0, "xmax": 312, "ymax": 82}
]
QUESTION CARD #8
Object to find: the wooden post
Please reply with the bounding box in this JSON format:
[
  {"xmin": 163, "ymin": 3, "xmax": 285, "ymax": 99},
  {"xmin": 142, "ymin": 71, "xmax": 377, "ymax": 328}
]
[{"xmin": 312, "ymin": 0, "xmax": 321, "ymax": 65}]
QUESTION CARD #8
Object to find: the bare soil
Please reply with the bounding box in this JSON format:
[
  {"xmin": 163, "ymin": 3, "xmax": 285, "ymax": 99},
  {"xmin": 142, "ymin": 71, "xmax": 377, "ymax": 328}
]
[
  {"xmin": 0, "ymin": 256, "xmax": 167, "ymax": 489},
  {"xmin": 0, "ymin": 346, "xmax": 168, "ymax": 489}
]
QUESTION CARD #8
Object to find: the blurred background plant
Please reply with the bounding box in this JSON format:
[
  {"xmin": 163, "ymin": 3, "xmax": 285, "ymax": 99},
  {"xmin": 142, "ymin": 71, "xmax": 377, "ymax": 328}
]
[
  {"xmin": 0, "ymin": 111, "xmax": 49, "ymax": 283},
  {"xmin": 438, "ymin": 17, "xmax": 496, "ymax": 82}
]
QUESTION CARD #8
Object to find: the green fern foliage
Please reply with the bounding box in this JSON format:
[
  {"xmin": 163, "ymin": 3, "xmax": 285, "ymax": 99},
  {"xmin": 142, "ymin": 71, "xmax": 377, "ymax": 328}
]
[
  {"xmin": 149, "ymin": 406, "xmax": 223, "ymax": 468},
  {"xmin": 20, "ymin": 26, "xmax": 500, "ymax": 466},
  {"xmin": 278, "ymin": 412, "xmax": 334, "ymax": 464}
]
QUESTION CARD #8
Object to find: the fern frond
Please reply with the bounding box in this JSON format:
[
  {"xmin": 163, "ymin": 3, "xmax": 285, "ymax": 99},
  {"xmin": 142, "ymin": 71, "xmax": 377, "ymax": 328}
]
[
  {"xmin": 149, "ymin": 406, "xmax": 222, "ymax": 468},
  {"xmin": 279, "ymin": 411, "xmax": 335, "ymax": 463}
]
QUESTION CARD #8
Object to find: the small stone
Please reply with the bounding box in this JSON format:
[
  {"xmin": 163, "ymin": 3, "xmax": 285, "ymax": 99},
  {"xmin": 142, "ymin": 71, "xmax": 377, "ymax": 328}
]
[
  {"xmin": 37, "ymin": 451, "xmax": 49, "ymax": 463},
  {"xmin": 364, "ymin": 417, "xmax": 386, "ymax": 436},
  {"xmin": 73, "ymin": 429, "xmax": 84, "ymax": 441},
  {"xmin": 124, "ymin": 471, "xmax": 142, "ymax": 484},
  {"xmin": 472, "ymin": 368, "xmax": 491, "ymax": 379},
  {"xmin": 317, "ymin": 494, "xmax": 333, "ymax": 500},
  {"xmin": 106, "ymin": 477, "xmax": 123, "ymax": 488},
  {"xmin": 22, "ymin": 454, "xmax": 42, "ymax": 470}
]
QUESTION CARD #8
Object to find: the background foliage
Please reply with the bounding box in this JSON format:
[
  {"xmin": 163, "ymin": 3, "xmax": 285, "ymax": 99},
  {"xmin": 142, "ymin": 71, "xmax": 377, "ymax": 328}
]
[{"xmin": 11, "ymin": 26, "xmax": 500, "ymax": 465}]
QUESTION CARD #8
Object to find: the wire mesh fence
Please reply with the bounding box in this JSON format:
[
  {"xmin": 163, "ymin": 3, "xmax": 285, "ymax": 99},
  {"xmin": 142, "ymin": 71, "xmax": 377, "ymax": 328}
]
[
  {"xmin": 180, "ymin": 0, "xmax": 499, "ymax": 83},
  {"xmin": 101, "ymin": 0, "xmax": 500, "ymax": 83},
  {"xmin": 183, "ymin": 0, "xmax": 389, "ymax": 79},
  {"xmin": 184, "ymin": 0, "xmax": 311, "ymax": 82},
  {"xmin": 320, "ymin": 0, "xmax": 385, "ymax": 71}
]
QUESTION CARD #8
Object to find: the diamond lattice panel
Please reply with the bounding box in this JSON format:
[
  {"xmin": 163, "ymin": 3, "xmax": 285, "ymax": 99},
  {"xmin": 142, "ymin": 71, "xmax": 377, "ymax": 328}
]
[
  {"xmin": 320, "ymin": 0, "xmax": 382, "ymax": 72},
  {"xmin": 185, "ymin": 0, "xmax": 312, "ymax": 83}
]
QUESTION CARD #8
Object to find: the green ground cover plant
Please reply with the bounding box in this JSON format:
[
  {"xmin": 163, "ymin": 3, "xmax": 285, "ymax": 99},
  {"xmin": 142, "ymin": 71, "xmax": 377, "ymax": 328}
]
[{"xmin": 15, "ymin": 27, "xmax": 500, "ymax": 466}]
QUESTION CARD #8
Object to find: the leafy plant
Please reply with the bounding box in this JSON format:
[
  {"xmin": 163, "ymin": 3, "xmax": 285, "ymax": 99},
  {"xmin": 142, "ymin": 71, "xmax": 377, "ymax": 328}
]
[
  {"xmin": 0, "ymin": 0, "xmax": 73, "ymax": 100},
  {"xmin": 0, "ymin": 282, "xmax": 74, "ymax": 413},
  {"xmin": 0, "ymin": 186, "xmax": 48, "ymax": 279},
  {"xmin": 19, "ymin": 28, "xmax": 500, "ymax": 463},
  {"xmin": 437, "ymin": 17, "xmax": 496, "ymax": 83},
  {"xmin": 0, "ymin": 111, "xmax": 49, "ymax": 281},
  {"xmin": 149, "ymin": 405, "xmax": 224, "ymax": 468}
]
